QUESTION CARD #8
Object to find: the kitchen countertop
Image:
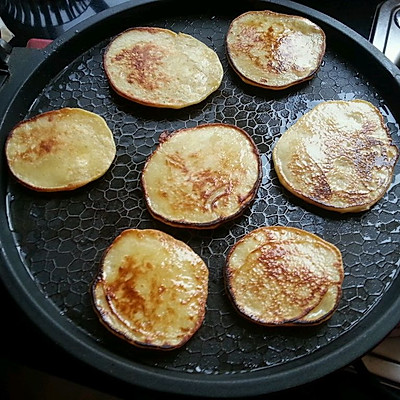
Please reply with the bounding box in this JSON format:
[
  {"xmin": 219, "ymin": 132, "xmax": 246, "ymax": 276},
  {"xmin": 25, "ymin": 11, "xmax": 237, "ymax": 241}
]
[{"xmin": 1, "ymin": 1, "xmax": 399, "ymax": 399}]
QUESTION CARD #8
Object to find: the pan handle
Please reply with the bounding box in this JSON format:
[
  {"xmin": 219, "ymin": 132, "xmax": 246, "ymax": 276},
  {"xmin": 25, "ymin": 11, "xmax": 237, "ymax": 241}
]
[
  {"xmin": 0, "ymin": 38, "xmax": 12, "ymax": 65},
  {"xmin": 0, "ymin": 38, "xmax": 12, "ymax": 89},
  {"xmin": 0, "ymin": 45, "xmax": 46, "ymax": 131}
]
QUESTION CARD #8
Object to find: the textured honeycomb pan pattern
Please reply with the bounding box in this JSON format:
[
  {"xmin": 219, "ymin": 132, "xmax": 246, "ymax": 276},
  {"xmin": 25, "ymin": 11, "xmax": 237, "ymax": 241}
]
[{"xmin": 5, "ymin": 13, "xmax": 400, "ymax": 375}]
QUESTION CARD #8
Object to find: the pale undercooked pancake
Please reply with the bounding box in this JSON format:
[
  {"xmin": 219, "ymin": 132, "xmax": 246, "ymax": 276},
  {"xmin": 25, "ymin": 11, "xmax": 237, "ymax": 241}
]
[
  {"xmin": 5, "ymin": 108, "xmax": 116, "ymax": 192},
  {"xmin": 225, "ymin": 226, "xmax": 344, "ymax": 326},
  {"xmin": 104, "ymin": 27, "xmax": 223, "ymax": 108},
  {"xmin": 226, "ymin": 10, "xmax": 326, "ymax": 90},
  {"xmin": 141, "ymin": 123, "xmax": 261, "ymax": 229},
  {"xmin": 272, "ymin": 99, "xmax": 399, "ymax": 213},
  {"xmin": 92, "ymin": 228, "xmax": 209, "ymax": 350}
]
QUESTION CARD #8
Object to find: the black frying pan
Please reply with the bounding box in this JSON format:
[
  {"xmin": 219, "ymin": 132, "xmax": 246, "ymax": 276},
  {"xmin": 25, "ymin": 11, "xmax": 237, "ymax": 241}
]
[{"xmin": 0, "ymin": 0, "xmax": 399, "ymax": 397}]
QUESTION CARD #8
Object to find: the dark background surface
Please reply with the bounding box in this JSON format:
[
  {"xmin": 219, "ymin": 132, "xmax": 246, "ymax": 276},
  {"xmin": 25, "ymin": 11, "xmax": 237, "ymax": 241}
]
[{"xmin": 1, "ymin": 1, "xmax": 399, "ymax": 399}]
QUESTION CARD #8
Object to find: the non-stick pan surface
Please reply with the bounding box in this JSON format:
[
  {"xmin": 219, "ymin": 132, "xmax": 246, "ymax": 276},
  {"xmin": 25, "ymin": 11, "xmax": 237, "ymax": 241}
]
[{"xmin": 0, "ymin": 0, "xmax": 399, "ymax": 397}]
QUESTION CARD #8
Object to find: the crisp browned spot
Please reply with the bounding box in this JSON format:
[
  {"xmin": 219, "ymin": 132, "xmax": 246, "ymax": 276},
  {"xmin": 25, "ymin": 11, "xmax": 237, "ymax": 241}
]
[
  {"xmin": 193, "ymin": 170, "xmax": 234, "ymax": 210},
  {"xmin": 106, "ymin": 257, "xmax": 149, "ymax": 315},
  {"xmin": 164, "ymin": 153, "xmax": 189, "ymax": 173},
  {"xmin": 38, "ymin": 138, "xmax": 58, "ymax": 154},
  {"xmin": 113, "ymin": 42, "xmax": 167, "ymax": 90},
  {"xmin": 160, "ymin": 153, "xmax": 236, "ymax": 213},
  {"xmin": 231, "ymin": 23, "xmax": 290, "ymax": 74},
  {"xmin": 105, "ymin": 255, "xmax": 179, "ymax": 335},
  {"xmin": 246, "ymin": 242, "xmax": 329, "ymax": 309},
  {"xmin": 15, "ymin": 137, "xmax": 59, "ymax": 163}
]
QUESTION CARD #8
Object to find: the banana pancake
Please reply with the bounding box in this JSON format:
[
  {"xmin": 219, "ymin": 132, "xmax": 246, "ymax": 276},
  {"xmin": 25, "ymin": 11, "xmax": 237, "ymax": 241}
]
[
  {"xmin": 225, "ymin": 226, "xmax": 344, "ymax": 326},
  {"xmin": 141, "ymin": 123, "xmax": 261, "ymax": 229},
  {"xmin": 226, "ymin": 10, "xmax": 326, "ymax": 90},
  {"xmin": 5, "ymin": 108, "xmax": 116, "ymax": 192},
  {"xmin": 272, "ymin": 100, "xmax": 399, "ymax": 213},
  {"xmin": 93, "ymin": 229, "xmax": 209, "ymax": 350},
  {"xmin": 104, "ymin": 27, "xmax": 223, "ymax": 108}
]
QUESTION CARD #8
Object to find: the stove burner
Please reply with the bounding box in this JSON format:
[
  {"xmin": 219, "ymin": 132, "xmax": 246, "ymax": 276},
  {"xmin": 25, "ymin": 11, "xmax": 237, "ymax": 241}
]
[
  {"xmin": 2, "ymin": 0, "xmax": 91, "ymax": 27},
  {"xmin": 0, "ymin": 0, "xmax": 129, "ymax": 46}
]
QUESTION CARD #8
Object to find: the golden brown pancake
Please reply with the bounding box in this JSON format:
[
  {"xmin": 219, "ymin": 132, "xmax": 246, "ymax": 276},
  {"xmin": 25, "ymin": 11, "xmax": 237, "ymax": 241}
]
[
  {"xmin": 141, "ymin": 123, "xmax": 261, "ymax": 229},
  {"xmin": 5, "ymin": 108, "xmax": 116, "ymax": 192},
  {"xmin": 226, "ymin": 10, "xmax": 326, "ymax": 90},
  {"xmin": 225, "ymin": 226, "xmax": 344, "ymax": 326},
  {"xmin": 92, "ymin": 229, "xmax": 209, "ymax": 350},
  {"xmin": 104, "ymin": 27, "xmax": 223, "ymax": 108},
  {"xmin": 272, "ymin": 100, "xmax": 399, "ymax": 213}
]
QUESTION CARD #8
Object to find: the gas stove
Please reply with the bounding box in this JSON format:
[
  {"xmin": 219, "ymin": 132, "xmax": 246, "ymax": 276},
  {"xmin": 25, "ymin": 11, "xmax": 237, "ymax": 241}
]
[
  {"xmin": 0, "ymin": 0, "xmax": 399, "ymax": 65},
  {"xmin": 0, "ymin": 0, "xmax": 129, "ymax": 46}
]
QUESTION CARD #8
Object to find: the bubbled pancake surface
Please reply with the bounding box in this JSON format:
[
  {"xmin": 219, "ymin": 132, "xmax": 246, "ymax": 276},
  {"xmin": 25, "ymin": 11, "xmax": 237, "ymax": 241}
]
[
  {"xmin": 93, "ymin": 229, "xmax": 209, "ymax": 350},
  {"xmin": 104, "ymin": 27, "xmax": 223, "ymax": 108},
  {"xmin": 272, "ymin": 100, "xmax": 399, "ymax": 212},
  {"xmin": 225, "ymin": 226, "xmax": 344, "ymax": 326},
  {"xmin": 141, "ymin": 123, "xmax": 261, "ymax": 228},
  {"xmin": 5, "ymin": 108, "xmax": 116, "ymax": 192},
  {"xmin": 226, "ymin": 10, "xmax": 326, "ymax": 89}
]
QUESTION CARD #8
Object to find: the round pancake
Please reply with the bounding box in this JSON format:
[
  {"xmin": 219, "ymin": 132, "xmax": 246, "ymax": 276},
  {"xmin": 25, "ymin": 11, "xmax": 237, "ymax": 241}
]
[
  {"xmin": 225, "ymin": 226, "xmax": 344, "ymax": 326},
  {"xmin": 5, "ymin": 108, "xmax": 116, "ymax": 192},
  {"xmin": 226, "ymin": 10, "xmax": 326, "ymax": 90},
  {"xmin": 141, "ymin": 123, "xmax": 261, "ymax": 229},
  {"xmin": 272, "ymin": 100, "xmax": 399, "ymax": 213},
  {"xmin": 104, "ymin": 27, "xmax": 223, "ymax": 108},
  {"xmin": 93, "ymin": 229, "xmax": 209, "ymax": 350}
]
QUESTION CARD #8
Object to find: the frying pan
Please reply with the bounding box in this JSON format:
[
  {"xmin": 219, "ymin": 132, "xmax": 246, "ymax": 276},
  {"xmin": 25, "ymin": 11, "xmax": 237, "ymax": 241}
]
[{"xmin": 0, "ymin": 0, "xmax": 399, "ymax": 397}]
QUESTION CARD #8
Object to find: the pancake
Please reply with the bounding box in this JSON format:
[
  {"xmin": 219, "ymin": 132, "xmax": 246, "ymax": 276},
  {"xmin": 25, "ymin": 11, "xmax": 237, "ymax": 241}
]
[
  {"xmin": 272, "ymin": 100, "xmax": 399, "ymax": 213},
  {"xmin": 226, "ymin": 10, "xmax": 326, "ymax": 90},
  {"xmin": 5, "ymin": 108, "xmax": 116, "ymax": 192},
  {"xmin": 141, "ymin": 123, "xmax": 261, "ymax": 229},
  {"xmin": 224, "ymin": 226, "xmax": 344, "ymax": 326},
  {"xmin": 92, "ymin": 229, "xmax": 209, "ymax": 350},
  {"xmin": 104, "ymin": 27, "xmax": 223, "ymax": 108}
]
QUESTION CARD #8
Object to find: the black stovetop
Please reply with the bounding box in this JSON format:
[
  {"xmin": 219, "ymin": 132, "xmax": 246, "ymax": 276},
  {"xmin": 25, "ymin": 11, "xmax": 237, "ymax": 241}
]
[
  {"xmin": 0, "ymin": 0, "xmax": 382, "ymax": 45},
  {"xmin": 1, "ymin": 0, "xmax": 129, "ymax": 46}
]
